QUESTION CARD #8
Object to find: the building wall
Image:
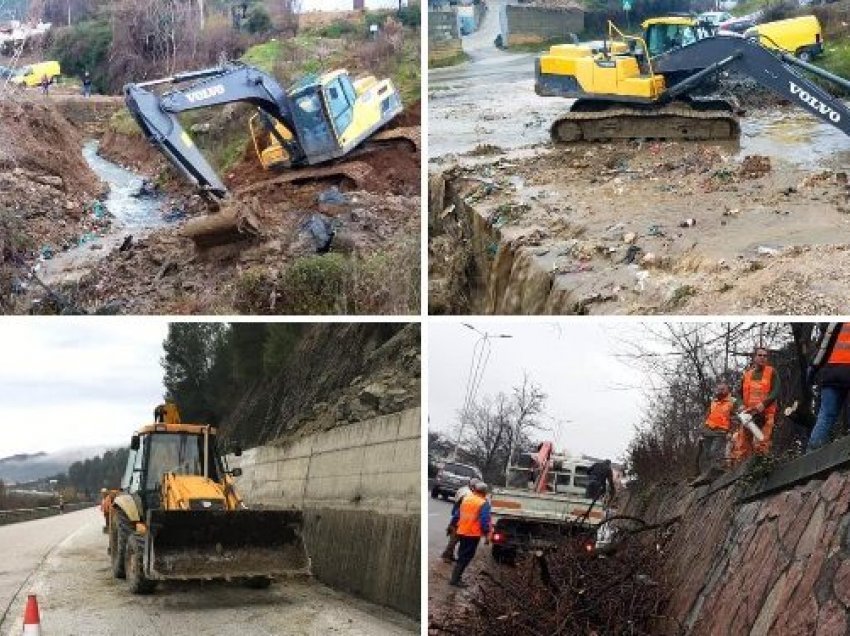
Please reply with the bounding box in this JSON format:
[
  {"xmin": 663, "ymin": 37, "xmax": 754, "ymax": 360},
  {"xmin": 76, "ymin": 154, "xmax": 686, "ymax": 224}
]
[
  {"xmin": 501, "ymin": 5, "xmax": 584, "ymax": 46},
  {"xmin": 231, "ymin": 408, "xmax": 420, "ymax": 618},
  {"xmin": 428, "ymin": 9, "xmax": 463, "ymax": 65}
]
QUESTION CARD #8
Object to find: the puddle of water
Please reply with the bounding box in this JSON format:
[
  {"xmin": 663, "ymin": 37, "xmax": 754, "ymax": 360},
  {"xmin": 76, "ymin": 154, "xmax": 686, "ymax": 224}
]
[{"xmin": 739, "ymin": 107, "xmax": 850, "ymax": 170}]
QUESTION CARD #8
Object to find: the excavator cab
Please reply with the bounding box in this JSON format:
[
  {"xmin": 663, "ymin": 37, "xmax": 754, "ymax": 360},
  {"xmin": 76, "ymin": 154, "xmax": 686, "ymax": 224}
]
[{"xmin": 252, "ymin": 70, "xmax": 404, "ymax": 169}]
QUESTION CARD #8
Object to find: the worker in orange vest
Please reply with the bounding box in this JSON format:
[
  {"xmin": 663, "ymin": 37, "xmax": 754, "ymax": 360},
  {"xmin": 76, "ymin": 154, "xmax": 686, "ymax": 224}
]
[
  {"xmin": 448, "ymin": 481, "xmax": 491, "ymax": 588},
  {"xmin": 442, "ymin": 477, "xmax": 479, "ymax": 563},
  {"xmin": 732, "ymin": 347, "xmax": 780, "ymax": 461},
  {"xmin": 691, "ymin": 381, "xmax": 739, "ymax": 486},
  {"xmin": 808, "ymin": 323, "xmax": 850, "ymax": 450}
]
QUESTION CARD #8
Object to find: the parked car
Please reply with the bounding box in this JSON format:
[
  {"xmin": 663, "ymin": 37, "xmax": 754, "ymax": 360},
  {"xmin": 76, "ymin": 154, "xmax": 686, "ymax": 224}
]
[
  {"xmin": 718, "ymin": 17, "xmax": 757, "ymax": 34},
  {"xmin": 698, "ymin": 11, "xmax": 732, "ymax": 26},
  {"xmin": 431, "ymin": 461, "xmax": 482, "ymax": 500},
  {"xmin": 744, "ymin": 15, "xmax": 823, "ymax": 61}
]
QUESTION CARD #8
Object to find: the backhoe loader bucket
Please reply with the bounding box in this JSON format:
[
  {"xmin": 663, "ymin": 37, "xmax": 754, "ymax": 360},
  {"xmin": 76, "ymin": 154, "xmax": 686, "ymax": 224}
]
[{"xmin": 145, "ymin": 509, "xmax": 310, "ymax": 580}]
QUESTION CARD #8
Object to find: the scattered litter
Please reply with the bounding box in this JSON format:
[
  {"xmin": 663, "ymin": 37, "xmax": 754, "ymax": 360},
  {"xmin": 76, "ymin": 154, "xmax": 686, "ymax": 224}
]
[
  {"xmin": 756, "ymin": 245, "xmax": 781, "ymax": 257},
  {"xmin": 299, "ymin": 213, "xmax": 337, "ymax": 253},
  {"xmin": 40, "ymin": 245, "xmax": 54, "ymax": 260},
  {"xmin": 161, "ymin": 207, "xmax": 187, "ymax": 223},
  {"xmin": 679, "ymin": 218, "xmax": 696, "ymax": 228},
  {"xmin": 647, "ymin": 224, "xmax": 665, "ymax": 237},
  {"xmin": 119, "ymin": 235, "xmax": 133, "ymax": 252},
  {"xmin": 623, "ymin": 231, "xmax": 637, "ymax": 244},
  {"xmin": 317, "ymin": 186, "xmax": 349, "ymax": 206},
  {"xmin": 622, "ymin": 245, "xmax": 641, "ymax": 264}
]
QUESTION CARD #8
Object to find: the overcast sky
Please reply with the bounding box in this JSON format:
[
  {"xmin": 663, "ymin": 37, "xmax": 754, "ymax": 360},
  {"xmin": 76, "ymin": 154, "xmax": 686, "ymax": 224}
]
[
  {"xmin": 429, "ymin": 321, "xmax": 662, "ymax": 463},
  {"xmin": 301, "ymin": 0, "xmax": 406, "ymax": 11},
  {"xmin": 0, "ymin": 319, "xmax": 169, "ymax": 458}
]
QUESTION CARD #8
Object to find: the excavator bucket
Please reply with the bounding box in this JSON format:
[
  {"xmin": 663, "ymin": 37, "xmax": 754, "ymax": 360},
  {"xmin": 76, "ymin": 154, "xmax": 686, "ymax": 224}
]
[{"xmin": 145, "ymin": 509, "xmax": 310, "ymax": 580}]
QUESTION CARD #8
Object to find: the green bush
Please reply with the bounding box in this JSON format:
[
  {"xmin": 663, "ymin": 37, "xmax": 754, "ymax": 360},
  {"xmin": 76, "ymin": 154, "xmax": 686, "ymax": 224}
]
[
  {"xmin": 396, "ymin": 6, "xmax": 421, "ymax": 28},
  {"xmin": 278, "ymin": 254, "xmax": 349, "ymax": 314},
  {"xmin": 245, "ymin": 5, "xmax": 273, "ymax": 34},
  {"xmin": 49, "ymin": 19, "xmax": 112, "ymax": 92}
]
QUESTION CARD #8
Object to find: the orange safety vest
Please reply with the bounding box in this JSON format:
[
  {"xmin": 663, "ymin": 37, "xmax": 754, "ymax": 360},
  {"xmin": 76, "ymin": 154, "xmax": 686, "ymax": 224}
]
[
  {"xmin": 828, "ymin": 324, "xmax": 850, "ymax": 365},
  {"xmin": 457, "ymin": 492, "xmax": 486, "ymax": 537},
  {"xmin": 743, "ymin": 366, "xmax": 777, "ymax": 416},
  {"xmin": 706, "ymin": 397, "xmax": 734, "ymax": 431}
]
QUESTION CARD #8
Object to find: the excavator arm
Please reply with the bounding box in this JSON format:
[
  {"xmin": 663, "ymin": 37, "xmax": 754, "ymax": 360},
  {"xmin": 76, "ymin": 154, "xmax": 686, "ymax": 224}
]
[
  {"xmin": 124, "ymin": 62, "xmax": 300, "ymax": 199},
  {"xmin": 654, "ymin": 35, "xmax": 850, "ymax": 135}
]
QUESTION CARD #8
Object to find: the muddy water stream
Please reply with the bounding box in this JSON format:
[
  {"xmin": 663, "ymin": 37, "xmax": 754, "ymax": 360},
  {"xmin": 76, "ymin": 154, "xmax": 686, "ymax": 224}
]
[{"xmin": 37, "ymin": 139, "xmax": 167, "ymax": 285}]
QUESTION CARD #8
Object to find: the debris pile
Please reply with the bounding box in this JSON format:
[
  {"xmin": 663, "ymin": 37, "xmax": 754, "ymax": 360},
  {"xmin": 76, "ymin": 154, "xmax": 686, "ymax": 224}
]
[{"xmin": 430, "ymin": 525, "xmax": 672, "ymax": 635}]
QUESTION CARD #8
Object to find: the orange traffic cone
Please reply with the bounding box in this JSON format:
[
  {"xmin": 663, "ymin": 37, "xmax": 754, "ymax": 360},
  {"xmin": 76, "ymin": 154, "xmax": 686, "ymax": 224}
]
[{"xmin": 22, "ymin": 594, "xmax": 41, "ymax": 635}]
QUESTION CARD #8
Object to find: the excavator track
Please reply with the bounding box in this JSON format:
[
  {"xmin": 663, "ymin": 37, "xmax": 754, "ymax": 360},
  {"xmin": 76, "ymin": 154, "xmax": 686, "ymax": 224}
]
[
  {"xmin": 233, "ymin": 125, "xmax": 420, "ymax": 196},
  {"xmin": 234, "ymin": 160, "xmax": 375, "ymax": 197},
  {"xmin": 551, "ymin": 102, "xmax": 740, "ymax": 143}
]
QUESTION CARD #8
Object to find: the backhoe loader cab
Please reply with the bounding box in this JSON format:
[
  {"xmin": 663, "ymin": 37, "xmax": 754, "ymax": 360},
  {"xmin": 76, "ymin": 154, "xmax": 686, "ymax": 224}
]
[{"xmin": 108, "ymin": 404, "xmax": 309, "ymax": 594}]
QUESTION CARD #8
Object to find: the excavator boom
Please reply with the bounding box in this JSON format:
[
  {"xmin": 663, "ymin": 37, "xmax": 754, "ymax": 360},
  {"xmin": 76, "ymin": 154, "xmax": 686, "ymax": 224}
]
[{"xmin": 124, "ymin": 62, "xmax": 299, "ymax": 199}]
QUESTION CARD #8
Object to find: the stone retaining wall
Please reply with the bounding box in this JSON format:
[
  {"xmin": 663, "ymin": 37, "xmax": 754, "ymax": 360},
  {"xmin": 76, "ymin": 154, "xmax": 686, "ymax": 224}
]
[
  {"xmin": 500, "ymin": 5, "xmax": 584, "ymax": 46},
  {"xmin": 620, "ymin": 467, "xmax": 850, "ymax": 634},
  {"xmin": 429, "ymin": 10, "xmax": 463, "ymax": 65}
]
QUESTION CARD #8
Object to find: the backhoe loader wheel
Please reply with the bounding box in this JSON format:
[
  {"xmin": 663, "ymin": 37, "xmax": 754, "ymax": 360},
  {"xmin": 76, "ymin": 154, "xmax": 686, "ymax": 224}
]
[
  {"xmin": 126, "ymin": 535, "xmax": 156, "ymax": 595},
  {"xmin": 243, "ymin": 576, "xmax": 273, "ymax": 589},
  {"xmin": 109, "ymin": 515, "xmax": 128, "ymax": 579}
]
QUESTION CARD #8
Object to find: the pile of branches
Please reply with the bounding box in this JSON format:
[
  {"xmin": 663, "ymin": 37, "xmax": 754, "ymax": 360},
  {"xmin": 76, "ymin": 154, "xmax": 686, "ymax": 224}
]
[{"xmin": 432, "ymin": 520, "xmax": 678, "ymax": 636}]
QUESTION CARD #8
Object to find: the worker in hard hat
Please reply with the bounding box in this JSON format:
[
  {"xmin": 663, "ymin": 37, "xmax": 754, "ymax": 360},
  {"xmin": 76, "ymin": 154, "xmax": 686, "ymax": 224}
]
[
  {"xmin": 732, "ymin": 347, "xmax": 779, "ymax": 462},
  {"xmin": 442, "ymin": 477, "xmax": 478, "ymax": 563},
  {"xmin": 449, "ymin": 481, "xmax": 491, "ymax": 588},
  {"xmin": 808, "ymin": 323, "xmax": 850, "ymax": 451},
  {"xmin": 691, "ymin": 382, "xmax": 738, "ymax": 487}
]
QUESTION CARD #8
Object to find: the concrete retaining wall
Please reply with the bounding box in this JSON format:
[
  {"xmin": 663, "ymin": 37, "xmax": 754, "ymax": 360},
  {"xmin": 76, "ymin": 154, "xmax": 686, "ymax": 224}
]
[
  {"xmin": 501, "ymin": 5, "xmax": 584, "ymax": 46},
  {"xmin": 429, "ymin": 10, "xmax": 463, "ymax": 65},
  {"xmin": 231, "ymin": 408, "xmax": 420, "ymax": 618}
]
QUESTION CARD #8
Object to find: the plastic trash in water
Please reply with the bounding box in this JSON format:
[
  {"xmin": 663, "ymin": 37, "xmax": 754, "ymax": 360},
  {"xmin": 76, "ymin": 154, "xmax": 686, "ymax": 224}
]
[
  {"xmin": 90, "ymin": 200, "xmax": 106, "ymax": 219},
  {"xmin": 162, "ymin": 207, "xmax": 187, "ymax": 223}
]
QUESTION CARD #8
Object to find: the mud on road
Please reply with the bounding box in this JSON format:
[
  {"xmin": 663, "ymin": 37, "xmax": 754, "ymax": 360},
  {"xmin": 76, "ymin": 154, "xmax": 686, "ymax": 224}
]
[
  {"xmin": 431, "ymin": 141, "xmax": 850, "ymax": 315},
  {"xmin": 1, "ymin": 509, "xmax": 417, "ymax": 636}
]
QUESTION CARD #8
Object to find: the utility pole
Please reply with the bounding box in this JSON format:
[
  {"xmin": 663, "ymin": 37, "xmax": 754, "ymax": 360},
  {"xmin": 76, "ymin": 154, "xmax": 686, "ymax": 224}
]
[{"xmin": 451, "ymin": 324, "xmax": 513, "ymax": 461}]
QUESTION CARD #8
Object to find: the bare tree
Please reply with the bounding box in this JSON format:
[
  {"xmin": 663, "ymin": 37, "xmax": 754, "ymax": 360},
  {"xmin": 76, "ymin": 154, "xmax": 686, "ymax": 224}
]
[
  {"xmin": 618, "ymin": 322, "xmax": 812, "ymax": 483},
  {"xmin": 275, "ymin": 0, "xmax": 301, "ymax": 37},
  {"xmin": 452, "ymin": 374, "xmax": 547, "ymax": 484}
]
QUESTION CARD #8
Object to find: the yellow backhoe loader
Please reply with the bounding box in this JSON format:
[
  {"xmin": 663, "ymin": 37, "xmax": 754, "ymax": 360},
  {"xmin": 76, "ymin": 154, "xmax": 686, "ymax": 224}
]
[{"xmin": 107, "ymin": 403, "xmax": 310, "ymax": 594}]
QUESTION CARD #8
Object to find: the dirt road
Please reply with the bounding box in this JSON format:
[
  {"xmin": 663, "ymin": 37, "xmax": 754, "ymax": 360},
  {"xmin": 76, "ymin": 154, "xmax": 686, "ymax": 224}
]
[{"xmin": 0, "ymin": 508, "xmax": 417, "ymax": 635}]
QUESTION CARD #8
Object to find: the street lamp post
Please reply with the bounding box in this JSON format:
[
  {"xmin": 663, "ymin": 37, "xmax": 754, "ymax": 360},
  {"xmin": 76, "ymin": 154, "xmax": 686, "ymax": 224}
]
[{"xmin": 451, "ymin": 324, "xmax": 513, "ymax": 461}]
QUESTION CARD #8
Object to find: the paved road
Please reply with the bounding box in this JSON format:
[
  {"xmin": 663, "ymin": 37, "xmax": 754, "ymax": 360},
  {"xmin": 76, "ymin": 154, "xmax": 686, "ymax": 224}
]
[
  {"xmin": 0, "ymin": 507, "xmax": 96, "ymax": 629},
  {"xmin": 428, "ymin": 0, "xmax": 568, "ymax": 159},
  {"xmin": 428, "ymin": 497, "xmax": 453, "ymax": 560},
  {"xmin": 0, "ymin": 508, "xmax": 417, "ymax": 635}
]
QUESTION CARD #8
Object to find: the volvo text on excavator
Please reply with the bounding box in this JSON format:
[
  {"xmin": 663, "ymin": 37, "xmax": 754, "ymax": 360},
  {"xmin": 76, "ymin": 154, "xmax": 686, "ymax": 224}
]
[
  {"xmin": 535, "ymin": 22, "xmax": 850, "ymax": 143},
  {"xmin": 124, "ymin": 62, "xmax": 418, "ymax": 200},
  {"xmin": 106, "ymin": 403, "xmax": 310, "ymax": 594}
]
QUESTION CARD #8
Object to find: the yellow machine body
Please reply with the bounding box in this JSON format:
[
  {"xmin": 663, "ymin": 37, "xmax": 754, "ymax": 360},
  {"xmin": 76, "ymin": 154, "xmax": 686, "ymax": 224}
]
[
  {"xmin": 250, "ymin": 68, "xmax": 404, "ymax": 170},
  {"xmin": 538, "ymin": 41, "xmax": 666, "ymax": 100}
]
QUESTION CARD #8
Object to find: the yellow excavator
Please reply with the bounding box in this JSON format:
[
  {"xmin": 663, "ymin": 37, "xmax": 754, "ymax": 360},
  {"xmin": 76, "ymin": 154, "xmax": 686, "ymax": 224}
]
[
  {"xmin": 124, "ymin": 63, "xmax": 418, "ymax": 200},
  {"xmin": 535, "ymin": 20, "xmax": 850, "ymax": 142},
  {"xmin": 107, "ymin": 403, "xmax": 310, "ymax": 593}
]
